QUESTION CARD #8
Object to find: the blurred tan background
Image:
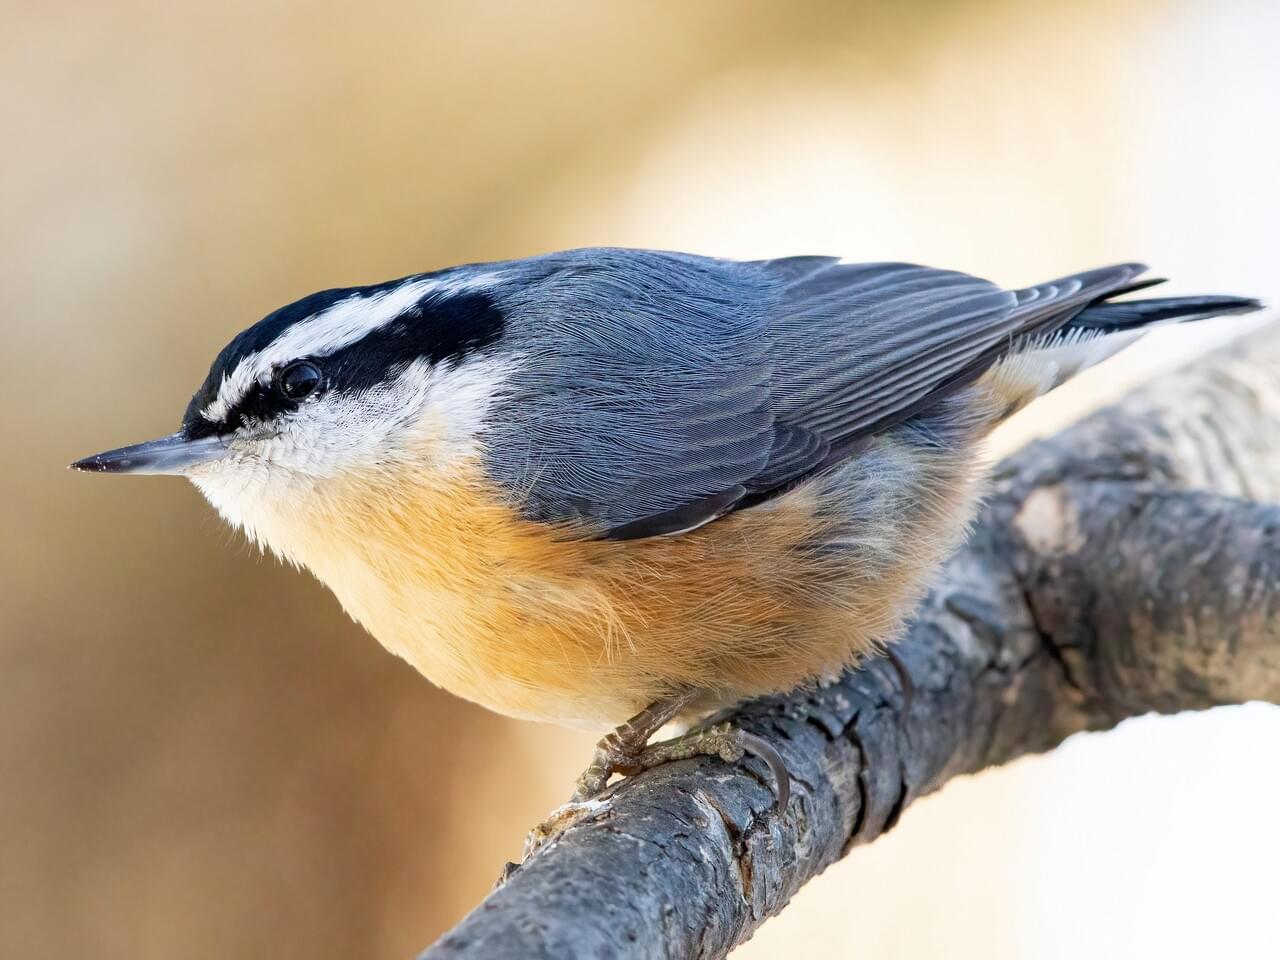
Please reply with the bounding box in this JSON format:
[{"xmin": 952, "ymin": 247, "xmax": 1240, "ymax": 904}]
[{"xmin": 4, "ymin": 1, "xmax": 1279, "ymax": 957}]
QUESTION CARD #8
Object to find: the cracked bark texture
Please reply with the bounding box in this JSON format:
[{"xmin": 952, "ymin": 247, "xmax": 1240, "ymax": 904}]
[{"xmin": 420, "ymin": 324, "xmax": 1280, "ymax": 960}]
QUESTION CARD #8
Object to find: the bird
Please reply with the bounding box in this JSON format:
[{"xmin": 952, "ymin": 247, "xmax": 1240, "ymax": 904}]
[{"xmin": 72, "ymin": 247, "xmax": 1260, "ymax": 810}]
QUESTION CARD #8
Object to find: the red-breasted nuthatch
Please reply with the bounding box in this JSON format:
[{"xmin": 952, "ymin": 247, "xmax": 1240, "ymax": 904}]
[{"xmin": 72, "ymin": 248, "xmax": 1259, "ymax": 805}]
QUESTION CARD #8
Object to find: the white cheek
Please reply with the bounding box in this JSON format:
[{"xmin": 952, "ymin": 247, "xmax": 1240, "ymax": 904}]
[
  {"xmin": 417, "ymin": 355, "xmax": 519, "ymax": 460},
  {"xmin": 271, "ymin": 355, "xmax": 516, "ymax": 475},
  {"xmin": 186, "ymin": 354, "xmax": 517, "ymax": 547}
]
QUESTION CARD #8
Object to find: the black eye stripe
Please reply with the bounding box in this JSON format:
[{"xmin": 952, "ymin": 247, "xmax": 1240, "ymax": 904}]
[
  {"xmin": 195, "ymin": 381, "xmax": 290, "ymax": 437},
  {"xmin": 182, "ymin": 282, "xmax": 506, "ymax": 439},
  {"xmin": 320, "ymin": 291, "xmax": 506, "ymax": 393}
]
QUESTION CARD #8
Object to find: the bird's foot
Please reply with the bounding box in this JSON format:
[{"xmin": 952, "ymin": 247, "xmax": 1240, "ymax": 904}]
[
  {"xmin": 522, "ymin": 712, "xmax": 790, "ymax": 862},
  {"xmin": 575, "ymin": 721, "xmax": 790, "ymax": 809},
  {"xmin": 521, "ymin": 694, "xmax": 694, "ymax": 861}
]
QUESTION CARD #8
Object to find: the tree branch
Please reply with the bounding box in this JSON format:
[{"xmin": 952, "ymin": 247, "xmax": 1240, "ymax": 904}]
[{"xmin": 420, "ymin": 323, "xmax": 1280, "ymax": 960}]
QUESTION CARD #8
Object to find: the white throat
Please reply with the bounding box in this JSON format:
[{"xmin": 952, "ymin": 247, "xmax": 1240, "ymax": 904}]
[{"xmin": 187, "ymin": 353, "xmax": 518, "ymax": 556}]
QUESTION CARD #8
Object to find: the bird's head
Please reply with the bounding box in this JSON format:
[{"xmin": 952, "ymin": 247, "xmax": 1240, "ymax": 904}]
[{"xmin": 71, "ymin": 269, "xmax": 517, "ymax": 537}]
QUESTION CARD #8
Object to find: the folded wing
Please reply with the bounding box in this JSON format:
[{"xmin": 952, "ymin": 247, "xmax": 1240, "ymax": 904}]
[{"xmin": 490, "ymin": 250, "xmax": 1147, "ymax": 539}]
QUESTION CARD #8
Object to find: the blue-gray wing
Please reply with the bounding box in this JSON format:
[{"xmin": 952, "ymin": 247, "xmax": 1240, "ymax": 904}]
[{"xmin": 485, "ymin": 249, "xmax": 1143, "ymax": 538}]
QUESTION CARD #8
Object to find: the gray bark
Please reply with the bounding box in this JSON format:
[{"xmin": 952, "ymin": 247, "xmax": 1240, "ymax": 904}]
[{"xmin": 420, "ymin": 324, "xmax": 1280, "ymax": 960}]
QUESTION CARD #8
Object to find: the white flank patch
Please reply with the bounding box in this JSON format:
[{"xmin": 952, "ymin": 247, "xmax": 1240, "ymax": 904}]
[
  {"xmin": 1023, "ymin": 327, "xmax": 1145, "ymax": 381},
  {"xmin": 202, "ymin": 270, "xmax": 505, "ymax": 423},
  {"xmin": 988, "ymin": 327, "xmax": 1147, "ymax": 404}
]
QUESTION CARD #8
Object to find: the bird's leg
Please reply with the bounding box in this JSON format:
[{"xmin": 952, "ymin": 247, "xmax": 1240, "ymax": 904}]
[
  {"xmin": 520, "ymin": 692, "xmax": 790, "ymax": 863},
  {"xmin": 600, "ymin": 722, "xmax": 791, "ymax": 812},
  {"xmin": 521, "ymin": 692, "xmax": 699, "ymax": 861},
  {"xmin": 571, "ymin": 689, "xmax": 702, "ymax": 801},
  {"xmin": 573, "ymin": 690, "xmax": 789, "ymax": 807}
]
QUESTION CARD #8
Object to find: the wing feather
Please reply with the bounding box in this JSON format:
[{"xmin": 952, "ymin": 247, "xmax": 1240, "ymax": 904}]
[{"xmin": 485, "ymin": 249, "xmax": 1147, "ymax": 538}]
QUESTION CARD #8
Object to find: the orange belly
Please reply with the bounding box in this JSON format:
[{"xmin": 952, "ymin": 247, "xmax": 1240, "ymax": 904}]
[{"xmin": 246, "ymin": 417, "xmax": 979, "ymax": 730}]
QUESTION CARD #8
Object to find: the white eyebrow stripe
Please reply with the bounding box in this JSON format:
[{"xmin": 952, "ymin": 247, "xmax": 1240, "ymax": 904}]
[{"xmin": 202, "ymin": 271, "xmax": 505, "ymax": 423}]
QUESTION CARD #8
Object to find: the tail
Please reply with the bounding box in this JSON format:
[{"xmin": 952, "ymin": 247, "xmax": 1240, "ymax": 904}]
[
  {"xmin": 1067, "ymin": 291, "xmax": 1262, "ymax": 329},
  {"xmin": 979, "ymin": 272, "xmax": 1263, "ymax": 423}
]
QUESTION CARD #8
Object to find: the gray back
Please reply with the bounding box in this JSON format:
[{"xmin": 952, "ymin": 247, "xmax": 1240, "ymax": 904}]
[{"xmin": 475, "ymin": 248, "xmax": 1141, "ymax": 537}]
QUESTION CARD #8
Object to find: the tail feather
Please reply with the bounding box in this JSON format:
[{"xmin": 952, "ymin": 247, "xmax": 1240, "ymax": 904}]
[
  {"xmin": 1069, "ymin": 293, "xmax": 1263, "ymax": 330},
  {"xmin": 979, "ymin": 283, "xmax": 1263, "ymax": 424}
]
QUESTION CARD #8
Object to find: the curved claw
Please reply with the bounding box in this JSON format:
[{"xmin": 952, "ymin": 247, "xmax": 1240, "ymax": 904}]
[{"xmin": 738, "ymin": 731, "xmax": 791, "ymax": 812}]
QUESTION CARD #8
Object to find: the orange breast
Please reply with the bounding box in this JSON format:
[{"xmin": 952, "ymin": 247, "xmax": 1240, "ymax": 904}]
[{"xmin": 261, "ymin": 428, "xmax": 979, "ymax": 729}]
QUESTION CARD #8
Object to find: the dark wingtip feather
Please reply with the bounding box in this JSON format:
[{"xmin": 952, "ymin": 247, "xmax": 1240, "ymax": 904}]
[{"xmin": 1068, "ymin": 293, "xmax": 1265, "ymax": 330}]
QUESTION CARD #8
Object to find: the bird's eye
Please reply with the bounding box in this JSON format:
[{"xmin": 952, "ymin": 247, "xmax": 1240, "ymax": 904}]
[{"xmin": 275, "ymin": 360, "xmax": 322, "ymax": 401}]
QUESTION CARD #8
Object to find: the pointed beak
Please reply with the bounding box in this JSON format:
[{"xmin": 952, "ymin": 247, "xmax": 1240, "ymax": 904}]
[{"xmin": 69, "ymin": 432, "xmax": 229, "ymax": 476}]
